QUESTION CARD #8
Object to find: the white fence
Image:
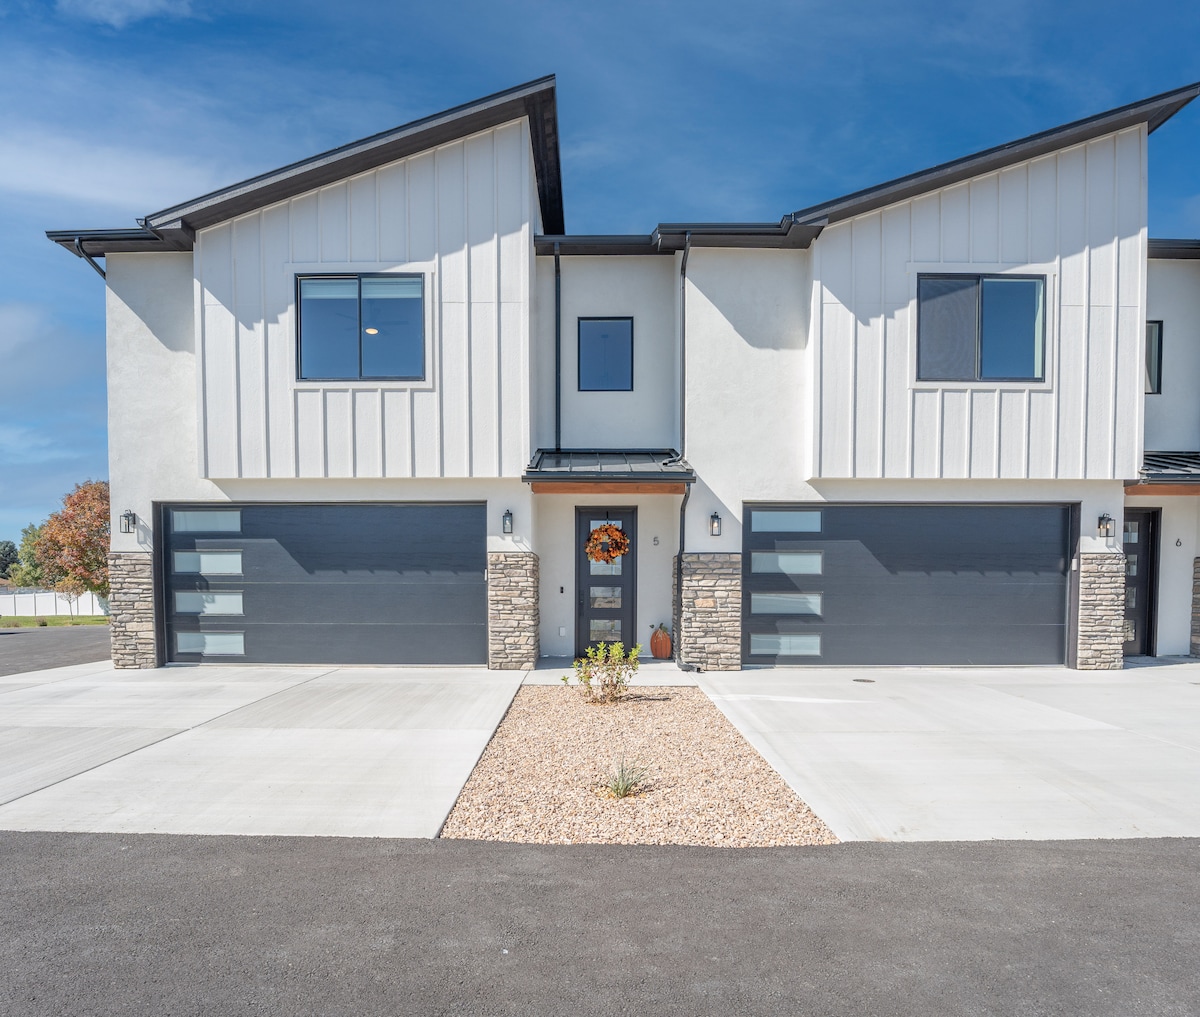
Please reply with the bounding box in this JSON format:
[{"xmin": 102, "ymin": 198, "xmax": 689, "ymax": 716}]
[{"xmin": 0, "ymin": 589, "xmax": 109, "ymax": 618}]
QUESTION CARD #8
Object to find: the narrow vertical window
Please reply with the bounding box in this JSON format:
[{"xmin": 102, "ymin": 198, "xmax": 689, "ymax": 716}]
[{"xmin": 1145, "ymin": 321, "xmax": 1163, "ymax": 395}]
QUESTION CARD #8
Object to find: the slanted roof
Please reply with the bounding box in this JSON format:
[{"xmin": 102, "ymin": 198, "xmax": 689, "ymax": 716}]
[
  {"xmin": 790, "ymin": 81, "xmax": 1200, "ymax": 228},
  {"xmin": 48, "ymin": 76, "xmax": 563, "ymax": 259},
  {"xmin": 1137, "ymin": 451, "xmax": 1200, "ymax": 483},
  {"xmin": 523, "ymin": 449, "xmax": 695, "ymax": 490}
]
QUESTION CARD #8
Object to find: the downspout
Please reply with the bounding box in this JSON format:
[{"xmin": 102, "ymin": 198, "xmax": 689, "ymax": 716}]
[
  {"xmin": 674, "ymin": 232, "xmax": 696, "ymax": 669},
  {"xmin": 554, "ymin": 241, "xmax": 562, "ymax": 452},
  {"xmin": 74, "ymin": 238, "xmax": 106, "ymax": 280}
]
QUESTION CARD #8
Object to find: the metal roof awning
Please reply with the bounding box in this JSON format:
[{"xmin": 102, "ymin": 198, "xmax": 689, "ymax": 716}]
[
  {"xmin": 1126, "ymin": 451, "xmax": 1200, "ymax": 495},
  {"xmin": 523, "ymin": 449, "xmax": 695, "ymax": 493}
]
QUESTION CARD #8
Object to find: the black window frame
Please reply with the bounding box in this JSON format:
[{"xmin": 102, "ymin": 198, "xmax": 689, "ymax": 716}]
[
  {"xmin": 295, "ymin": 272, "xmax": 426, "ymax": 382},
  {"xmin": 1146, "ymin": 320, "xmax": 1163, "ymax": 395},
  {"xmin": 916, "ymin": 273, "xmax": 1047, "ymax": 383},
  {"xmin": 577, "ymin": 316, "xmax": 634, "ymax": 392}
]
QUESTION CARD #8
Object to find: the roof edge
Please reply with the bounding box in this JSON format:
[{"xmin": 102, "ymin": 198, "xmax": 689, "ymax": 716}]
[
  {"xmin": 1149, "ymin": 238, "xmax": 1200, "ymax": 259},
  {"xmin": 793, "ymin": 81, "xmax": 1200, "ymax": 229}
]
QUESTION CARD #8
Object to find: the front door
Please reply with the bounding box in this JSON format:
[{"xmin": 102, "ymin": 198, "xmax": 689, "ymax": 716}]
[
  {"xmin": 1122, "ymin": 508, "xmax": 1159, "ymax": 657},
  {"xmin": 575, "ymin": 508, "xmax": 637, "ymax": 657}
]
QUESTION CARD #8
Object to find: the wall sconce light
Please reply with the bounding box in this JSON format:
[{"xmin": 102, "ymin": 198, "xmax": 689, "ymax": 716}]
[
  {"xmin": 709, "ymin": 512, "xmax": 722, "ymax": 537},
  {"xmin": 502, "ymin": 509, "xmax": 513, "ymax": 535},
  {"xmin": 1098, "ymin": 513, "xmax": 1115, "ymax": 538},
  {"xmin": 119, "ymin": 510, "xmax": 137, "ymax": 534}
]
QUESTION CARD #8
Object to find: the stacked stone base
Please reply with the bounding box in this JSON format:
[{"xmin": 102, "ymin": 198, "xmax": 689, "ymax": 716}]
[
  {"xmin": 108, "ymin": 552, "xmax": 158, "ymax": 669},
  {"xmin": 487, "ymin": 551, "xmax": 539, "ymax": 669},
  {"xmin": 674, "ymin": 553, "xmax": 741, "ymax": 671},
  {"xmin": 1077, "ymin": 552, "xmax": 1125, "ymax": 669}
]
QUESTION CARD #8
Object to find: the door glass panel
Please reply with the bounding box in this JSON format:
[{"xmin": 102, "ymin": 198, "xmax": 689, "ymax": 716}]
[
  {"xmin": 1126, "ymin": 587, "xmax": 1136, "ymax": 610},
  {"xmin": 175, "ymin": 631, "xmax": 245, "ymax": 656},
  {"xmin": 1123, "ymin": 521, "xmax": 1139, "ymax": 544},
  {"xmin": 590, "ymin": 586, "xmax": 621, "ymax": 608},
  {"xmin": 1123, "ymin": 619, "xmax": 1136, "ymax": 641},
  {"xmin": 750, "ymin": 592, "xmax": 822, "ymax": 615},
  {"xmin": 751, "ymin": 551, "xmax": 822, "ymax": 575},
  {"xmin": 751, "ymin": 510, "xmax": 821, "ymax": 533},
  {"xmin": 1125, "ymin": 555, "xmax": 1137, "ymax": 577},
  {"xmin": 172, "ymin": 550, "xmax": 242, "ymax": 575},
  {"xmin": 588, "ymin": 519, "xmax": 624, "ymax": 574},
  {"xmin": 750, "ymin": 633, "xmax": 821, "ymax": 656},
  {"xmin": 589, "ymin": 619, "xmax": 622, "ymax": 642},
  {"xmin": 174, "ymin": 591, "xmax": 244, "ymax": 615},
  {"xmin": 172, "ymin": 509, "xmax": 241, "ymax": 533}
]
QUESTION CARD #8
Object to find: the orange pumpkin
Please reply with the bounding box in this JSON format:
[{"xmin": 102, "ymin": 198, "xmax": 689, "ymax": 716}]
[{"xmin": 650, "ymin": 624, "xmax": 672, "ymax": 659}]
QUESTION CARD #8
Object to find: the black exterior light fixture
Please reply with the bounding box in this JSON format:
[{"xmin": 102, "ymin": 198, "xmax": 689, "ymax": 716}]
[
  {"xmin": 1098, "ymin": 513, "xmax": 1115, "ymax": 538},
  {"xmin": 119, "ymin": 509, "xmax": 137, "ymax": 534},
  {"xmin": 502, "ymin": 509, "xmax": 513, "ymax": 535},
  {"xmin": 709, "ymin": 512, "xmax": 722, "ymax": 537}
]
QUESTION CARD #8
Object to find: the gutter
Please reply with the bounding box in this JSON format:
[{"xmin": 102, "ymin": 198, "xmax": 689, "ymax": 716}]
[
  {"xmin": 72, "ymin": 237, "xmax": 107, "ymax": 280},
  {"xmin": 554, "ymin": 241, "xmax": 562, "ymax": 452},
  {"xmin": 672, "ymin": 233, "xmax": 697, "ymax": 670}
]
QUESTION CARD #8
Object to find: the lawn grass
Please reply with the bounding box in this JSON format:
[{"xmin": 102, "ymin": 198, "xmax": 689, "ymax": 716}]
[{"xmin": 0, "ymin": 615, "xmax": 110, "ymax": 628}]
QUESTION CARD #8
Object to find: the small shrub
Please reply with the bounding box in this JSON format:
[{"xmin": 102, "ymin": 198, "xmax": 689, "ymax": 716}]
[
  {"xmin": 605, "ymin": 756, "xmax": 649, "ymax": 799},
  {"xmin": 35, "ymin": 616, "xmax": 48, "ymax": 627},
  {"xmin": 561, "ymin": 641, "xmax": 641, "ymax": 704}
]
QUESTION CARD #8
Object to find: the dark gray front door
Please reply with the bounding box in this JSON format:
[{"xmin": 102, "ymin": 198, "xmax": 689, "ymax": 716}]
[
  {"xmin": 163, "ymin": 503, "xmax": 487, "ymax": 664},
  {"xmin": 743, "ymin": 503, "xmax": 1071, "ymax": 666},
  {"xmin": 1122, "ymin": 509, "xmax": 1158, "ymax": 657},
  {"xmin": 575, "ymin": 508, "xmax": 637, "ymax": 657}
]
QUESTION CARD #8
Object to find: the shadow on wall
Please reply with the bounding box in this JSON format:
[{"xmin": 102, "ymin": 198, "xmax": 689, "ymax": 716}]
[{"xmin": 686, "ymin": 249, "xmax": 809, "ymax": 351}]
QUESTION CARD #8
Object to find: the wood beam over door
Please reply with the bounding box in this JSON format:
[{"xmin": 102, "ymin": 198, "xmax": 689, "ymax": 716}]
[{"xmin": 1125, "ymin": 485, "xmax": 1200, "ymax": 496}]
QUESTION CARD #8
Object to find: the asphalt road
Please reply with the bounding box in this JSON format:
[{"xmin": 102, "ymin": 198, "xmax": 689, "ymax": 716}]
[
  {"xmin": 2, "ymin": 833, "xmax": 1198, "ymax": 1016},
  {"xmin": 0, "ymin": 625, "xmax": 110, "ymax": 675}
]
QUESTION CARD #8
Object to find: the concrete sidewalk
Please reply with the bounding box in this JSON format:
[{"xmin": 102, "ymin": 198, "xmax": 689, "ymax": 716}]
[
  {"xmin": 0, "ymin": 662, "xmax": 521, "ymax": 838},
  {"xmin": 700, "ymin": 659, "xmax": 1200, "ymax": 841}
]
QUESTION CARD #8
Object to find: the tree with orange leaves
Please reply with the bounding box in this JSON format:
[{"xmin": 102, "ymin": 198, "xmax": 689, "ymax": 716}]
[{"xmin": 36, "ymin": 480, "xmax": 111, "ymax": 599}]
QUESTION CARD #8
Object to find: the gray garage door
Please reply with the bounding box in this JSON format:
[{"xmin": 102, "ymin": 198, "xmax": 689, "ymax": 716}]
[
  {"xmin": 164, "ymin": 503, "xmax": 487, "ymax": 664},
  {"xmin": 743, "ymin": 504, "xmax": 1071, "ymax": 666}
]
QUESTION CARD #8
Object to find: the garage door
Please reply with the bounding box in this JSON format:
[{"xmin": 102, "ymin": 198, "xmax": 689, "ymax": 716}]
[
  {"xmin": 743, "ymin": 504, "xmax": 1071, "ymax": 666},
  {"xmin": 163, "ymin": 503, "xmax": 487, "ymax": 664}
]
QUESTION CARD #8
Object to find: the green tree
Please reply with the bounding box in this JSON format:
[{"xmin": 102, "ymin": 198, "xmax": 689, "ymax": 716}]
[
  {"xmin": 0, "ymin": 540, "xmax": 16, "ymax": 578},
  {"xmin": 7, "ymin": 524, "xmax": 44, "ymax": 588}
]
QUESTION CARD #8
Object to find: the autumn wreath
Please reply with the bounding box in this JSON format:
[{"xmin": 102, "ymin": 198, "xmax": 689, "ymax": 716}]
[{"xmin": 585, "ymin": 523, "xmax": 630, "ymax": 563}]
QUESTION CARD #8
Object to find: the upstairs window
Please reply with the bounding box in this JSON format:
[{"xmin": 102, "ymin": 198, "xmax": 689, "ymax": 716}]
[
  {"xmin": 297, "ymin": 274, "xmax": 424, "ymax": 381},
  {"xmin": 917, "ymin": 275, "xmax": 1045, "ymax": 382},
  {"xmin": 578, "ymin": 317, "xmax": 633, "ymax": 391},
  {"xmin": 1145, "ymin": 321, "xmax": 1163, "ymax": 394}
]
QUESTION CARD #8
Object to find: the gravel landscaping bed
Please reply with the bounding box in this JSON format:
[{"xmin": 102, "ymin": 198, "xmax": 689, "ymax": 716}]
[{"xmin": 440, "ymin": 685, "xmax": 837, "ymax": 847}]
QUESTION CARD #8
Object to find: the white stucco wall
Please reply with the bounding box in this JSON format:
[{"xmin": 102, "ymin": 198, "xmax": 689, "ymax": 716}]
[
  {"xmin": 532, "ymin": 255, "xmax": 678, "ymax": 451},
  {"xmin": 1145, "ymin": 258, "xmax": 1200, "ymax": 450},
  {"xmin": 533, "ymin": 493, "xmax": 678, "ymax": 657}
]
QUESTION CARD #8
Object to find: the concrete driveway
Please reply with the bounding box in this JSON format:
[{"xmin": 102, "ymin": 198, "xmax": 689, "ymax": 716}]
[
  {"xmin": 0, "ymin": 661, "xmax": 521, "ymax": 838},
  {"xmin": 700, "ymin": 658, "xmax": 1200, "ymax": 842}
]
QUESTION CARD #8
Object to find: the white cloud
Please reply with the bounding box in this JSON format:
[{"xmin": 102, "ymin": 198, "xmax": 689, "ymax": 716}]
[
  {"xmin": 0, "ymin": 124, "xmax": 223, "ymax": 213},
  {"xmin": 55, "ymin": 0, "xmax": 192, "ymax": 29},
  {"xmin": 0, "ymin": 303, "xmax": 42, "ymax": 358},
  {"xmin": 0, "ymin": 424, "xmax": 78, "ymax": 466}
]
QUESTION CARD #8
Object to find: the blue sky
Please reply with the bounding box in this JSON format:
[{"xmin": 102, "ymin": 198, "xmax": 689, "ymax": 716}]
[{"xmin": 1, "ymin": 0, "xmax": 1199, "ymax": 542}]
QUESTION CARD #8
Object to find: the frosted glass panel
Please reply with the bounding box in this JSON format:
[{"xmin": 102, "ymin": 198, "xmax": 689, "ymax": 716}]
[
  {"xmin": 751, "ymin": 593, "xmax": 822, "ymax": 616},
  {"xmin": 175, "ymin": 631, "xmax": 245, "ymax": 655},
  {"xmin": 590, "ymin": 587, "xmax": 621, "ymax": 608},
  {"xmin": 589, "ymin": 619, "xmax": 621, "ymax": 642},
  {"xmin": 751, "ymin": 510, "xmax": 821, "ymax": 533},
  {"xmin": 750, "ymin": 633, "xmax": 821, "ymax": 656},
  {"xmin": 174, "ymin": 591, "xmax": 244, "ymax": 615},
  {"xmin": 172, "ymin": 509, "xmax": 241, "ymax": 533},
  {"xmin": 751, "ymin": 551, "xmax": 822, "ymax": 575},
  {"xmin": 173, "ymin": 551, "xmax": 242, "ymax": 575}
]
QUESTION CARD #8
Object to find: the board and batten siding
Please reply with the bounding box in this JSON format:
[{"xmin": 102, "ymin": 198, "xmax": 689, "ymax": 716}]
[
  {"xmin": 195, "ymin": 118, "xmax": 534, "ymax": 479},
  {"xmin": 813, "ymin": 125, "xmax": 1147, "ymax": 481}
]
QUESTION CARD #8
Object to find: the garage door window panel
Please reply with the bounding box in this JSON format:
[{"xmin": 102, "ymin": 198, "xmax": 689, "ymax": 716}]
[{"xmin": 173, "ymin": 550, "xmax": 242, "ymax": 575}]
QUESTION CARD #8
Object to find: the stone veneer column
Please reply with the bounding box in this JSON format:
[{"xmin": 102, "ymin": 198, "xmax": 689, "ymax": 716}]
[
  {"xmin": 1191, "ymin": 558, "xmax": 1200, "ymax": 657},
  {"xmin": 107, "ymin": 551, "xmax": 158, "ymax": 668},
  {"xmin": 487, "ymin": 551, "xmax": 539, "ymax": 669},
  {"xmin": 1076, "ymin": 552, "xmax": 1125, "ymax": 669},
  {"xmin": 675, "ymin": 552, "xmax": 742, "ymax": 671}
]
